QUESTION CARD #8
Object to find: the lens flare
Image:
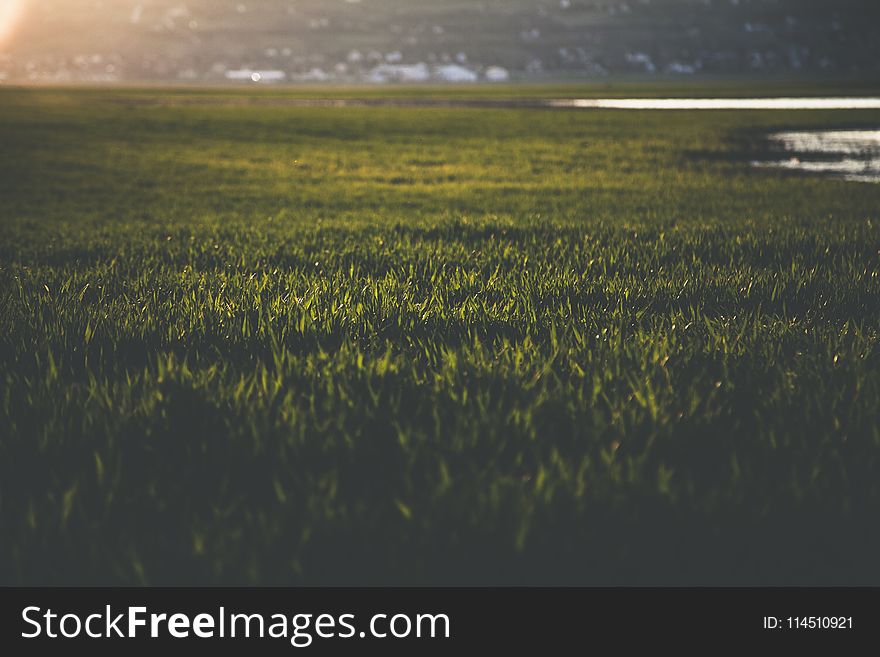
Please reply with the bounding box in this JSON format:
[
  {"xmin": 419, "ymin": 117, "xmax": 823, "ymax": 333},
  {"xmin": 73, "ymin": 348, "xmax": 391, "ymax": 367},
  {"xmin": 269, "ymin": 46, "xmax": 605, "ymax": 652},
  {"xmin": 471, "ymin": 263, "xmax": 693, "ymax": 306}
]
[{"xmin": 0, "ymin": 0, "xmax": 24, "ymax": 47}]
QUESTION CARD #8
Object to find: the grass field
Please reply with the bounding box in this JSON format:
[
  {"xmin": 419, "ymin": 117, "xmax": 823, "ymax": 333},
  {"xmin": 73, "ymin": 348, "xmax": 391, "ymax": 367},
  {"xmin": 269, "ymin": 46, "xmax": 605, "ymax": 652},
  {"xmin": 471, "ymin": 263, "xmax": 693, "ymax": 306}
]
[{"xmin": 1, "ymin": 86, "xmax": 879, "ymax": 585}]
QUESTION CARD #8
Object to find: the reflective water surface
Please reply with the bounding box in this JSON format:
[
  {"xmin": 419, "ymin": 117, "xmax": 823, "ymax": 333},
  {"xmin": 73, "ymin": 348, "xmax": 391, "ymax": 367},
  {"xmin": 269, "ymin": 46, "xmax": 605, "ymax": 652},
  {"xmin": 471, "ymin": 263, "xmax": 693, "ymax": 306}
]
[
  {"xmin": 753, "ymin": 130, "xmax": 880, "ymax": 184},
  {"xmin": 553, "ymin": 98, "xmax": 880, "ymax": 110}
]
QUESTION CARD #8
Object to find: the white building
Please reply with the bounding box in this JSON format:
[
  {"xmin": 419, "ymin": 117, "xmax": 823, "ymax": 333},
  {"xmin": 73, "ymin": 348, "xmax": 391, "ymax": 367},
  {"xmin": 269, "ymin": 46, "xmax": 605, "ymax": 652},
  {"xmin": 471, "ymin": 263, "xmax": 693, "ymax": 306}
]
[
  {"xmin": 434, "ymin": 64, "xmax": 478, "ymax": 82},
  {"xmin": 666, "ymin": 62, "xmax": 697, "ymax": 75},
  {"xmin": 625, "ymin": 51, "xmax": 656, "ymax": 73},
  {"xmin": 484, "ymin": 66, "xmax": 510, "ymax": 82},
  {"xmin": 367, "ymin": 63, "xmax": 430, "ymax": 83}
]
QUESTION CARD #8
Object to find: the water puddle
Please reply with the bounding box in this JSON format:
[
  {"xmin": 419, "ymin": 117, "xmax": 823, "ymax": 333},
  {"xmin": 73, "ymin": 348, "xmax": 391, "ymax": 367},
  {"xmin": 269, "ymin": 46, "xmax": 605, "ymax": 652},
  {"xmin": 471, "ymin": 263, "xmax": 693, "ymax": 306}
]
[
  {"xmin": 552, "ymin": 97, "xmax": 880, "ymax": 110},
  {"xmin": 752, "ymin": 130, "xmax": 880, "ymax": 183}
]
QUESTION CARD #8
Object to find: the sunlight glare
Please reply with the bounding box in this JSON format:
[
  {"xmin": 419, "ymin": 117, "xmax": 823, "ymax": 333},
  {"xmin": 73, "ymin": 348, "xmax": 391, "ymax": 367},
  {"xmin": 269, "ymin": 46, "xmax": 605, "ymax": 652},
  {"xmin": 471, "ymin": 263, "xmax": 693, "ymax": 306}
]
[{"xmin": 0, "ymin": 0, "xmax": 24, "ymax": 48}]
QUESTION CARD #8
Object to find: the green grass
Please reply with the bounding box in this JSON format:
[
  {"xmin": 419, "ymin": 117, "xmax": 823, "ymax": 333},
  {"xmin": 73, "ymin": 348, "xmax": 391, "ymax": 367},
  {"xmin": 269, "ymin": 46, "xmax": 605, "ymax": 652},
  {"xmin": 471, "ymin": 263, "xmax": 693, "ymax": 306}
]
[{"xmin": 1, "ymin": 87, "xmax": 879, "ymax": 585}]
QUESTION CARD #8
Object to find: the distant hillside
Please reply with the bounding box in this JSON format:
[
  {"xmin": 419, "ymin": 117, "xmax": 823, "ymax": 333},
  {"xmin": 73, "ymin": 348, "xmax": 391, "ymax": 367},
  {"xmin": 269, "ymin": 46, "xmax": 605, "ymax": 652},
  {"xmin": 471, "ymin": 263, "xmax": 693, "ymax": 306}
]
[{"xmin": 2, "ymin": 0, "xmax": 878, "ymax": 83}]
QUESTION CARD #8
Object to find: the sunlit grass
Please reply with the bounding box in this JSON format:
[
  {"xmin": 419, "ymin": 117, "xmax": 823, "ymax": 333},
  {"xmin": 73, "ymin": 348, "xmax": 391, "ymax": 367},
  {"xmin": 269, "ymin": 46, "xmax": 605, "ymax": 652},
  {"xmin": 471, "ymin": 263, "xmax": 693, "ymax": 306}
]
[{"xmin": 0, "ymin": 87, "xmax": 879, "ymax": 585}]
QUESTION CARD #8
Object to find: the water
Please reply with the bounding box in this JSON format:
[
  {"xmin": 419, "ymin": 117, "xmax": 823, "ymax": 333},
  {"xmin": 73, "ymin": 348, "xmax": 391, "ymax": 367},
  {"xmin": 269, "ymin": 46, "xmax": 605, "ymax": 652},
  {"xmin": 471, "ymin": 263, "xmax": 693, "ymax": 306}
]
[
  {"xmin": 752, "ymin": 130, "xmax": 880, "ymax": 184},
  {"xmin": 116, "ymin": 96, "xmax": 880, "ymax": 111},
  {"xmin": 549, "ymin": 97, "xmax": 880, "ymax": 184},
  {"xmin": 551, "ymin": 97, "xmax": 880, "ymax": 110}
]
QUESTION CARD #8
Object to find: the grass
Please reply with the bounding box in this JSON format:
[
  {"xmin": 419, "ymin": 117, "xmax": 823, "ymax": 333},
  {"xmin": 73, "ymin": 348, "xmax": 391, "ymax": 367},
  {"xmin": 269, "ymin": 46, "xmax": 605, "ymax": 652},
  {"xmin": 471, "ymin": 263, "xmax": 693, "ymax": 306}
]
[{"xmin": 0, "ymin": 86, "xmax": 878, "ymax": 585}]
